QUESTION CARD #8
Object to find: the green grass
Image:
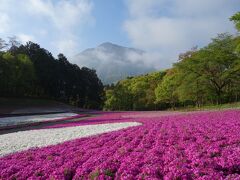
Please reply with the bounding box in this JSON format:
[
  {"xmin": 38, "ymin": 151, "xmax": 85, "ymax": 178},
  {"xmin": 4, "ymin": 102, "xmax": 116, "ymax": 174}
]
[{"xmin": 176, "ymin": 102, "xmax": 240, "ymax": 112}]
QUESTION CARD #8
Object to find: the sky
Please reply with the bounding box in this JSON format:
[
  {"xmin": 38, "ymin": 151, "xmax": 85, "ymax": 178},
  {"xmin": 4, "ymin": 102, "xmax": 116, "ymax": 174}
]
[{"xmin": 0, "ymin": 0, "xmax": 239, "ymax": 69}]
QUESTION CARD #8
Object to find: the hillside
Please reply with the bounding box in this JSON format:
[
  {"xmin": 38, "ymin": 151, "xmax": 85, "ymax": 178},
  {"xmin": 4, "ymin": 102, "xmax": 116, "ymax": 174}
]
[{"xmin": 0, "ymin": 98, "xmax": 76, "ymax": 115}]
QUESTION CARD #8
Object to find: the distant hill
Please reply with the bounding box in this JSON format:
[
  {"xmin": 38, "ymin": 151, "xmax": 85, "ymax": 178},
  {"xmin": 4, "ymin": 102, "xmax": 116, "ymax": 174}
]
[{"xmin": 72, "ymin": 42, "xmax": 156, "ymax": 84}]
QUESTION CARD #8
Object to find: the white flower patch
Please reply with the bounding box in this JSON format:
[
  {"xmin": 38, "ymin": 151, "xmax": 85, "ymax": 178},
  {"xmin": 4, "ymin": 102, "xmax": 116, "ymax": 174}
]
[
  {"xmin": 0, "ymin": 122, "xmax": 141, "ymax": 157},
  {"xmin": 0, "ymin": 113, "xmax": 78, "ymax": 128}
]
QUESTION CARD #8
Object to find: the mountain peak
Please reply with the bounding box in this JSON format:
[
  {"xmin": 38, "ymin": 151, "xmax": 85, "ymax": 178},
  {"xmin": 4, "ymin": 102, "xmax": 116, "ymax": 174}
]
[
  {"xmin": 98, "ymin": 42, "xmax": 145, "ymax": 54},
  {"xmin": 99, "ymin": 42, "xmax": 114, "ymax": 46},
  {"xmin": 73, "ymin": 42, "xmax": 155, "ymax": 84},
  {"xmin": 98, "ymin": 42, "xmax": 121, "ymax": 48}
]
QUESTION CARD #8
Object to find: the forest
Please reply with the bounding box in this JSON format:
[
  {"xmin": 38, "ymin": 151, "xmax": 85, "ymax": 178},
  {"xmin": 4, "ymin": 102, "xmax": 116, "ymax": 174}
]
[
  {"xmin": 104, "ymin": 12, "xmax": 240, "ymax": 110},
  {"xmin": 0, "ymin": 39, "xmax": 104, "ymax": 109}
]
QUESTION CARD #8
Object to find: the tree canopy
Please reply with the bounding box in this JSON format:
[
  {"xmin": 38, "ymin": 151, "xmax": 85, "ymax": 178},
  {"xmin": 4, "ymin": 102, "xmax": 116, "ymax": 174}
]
[
  {"xmin": 0, "ymin": 39, "xmax": 104, "ymax": 109},
  {"xmin": 104, "ymin": 71, "xmax": 166, "ymax": 110}
]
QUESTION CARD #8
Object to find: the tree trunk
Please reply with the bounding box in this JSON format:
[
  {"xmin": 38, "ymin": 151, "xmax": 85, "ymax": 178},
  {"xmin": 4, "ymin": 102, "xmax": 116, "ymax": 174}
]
[{"xmin": 216, "ymin": 90, "xmax": 222, "ymax": 105}]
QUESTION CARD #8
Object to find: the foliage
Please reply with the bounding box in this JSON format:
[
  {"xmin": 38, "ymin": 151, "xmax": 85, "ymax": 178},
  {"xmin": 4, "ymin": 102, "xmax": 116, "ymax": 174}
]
[
  {"xmin": 104, "ymin": 71, "xmax": 166, "ymax": 110},
  {"xmin": 0, "ymin": 52, "xmax": 35, "ymax": 96},
  {"xmin": 104, "ymin": 33, "xmax": 240, "ymax": 110},
  {"xmin": 230, "ymin": 12, "xmax": 240, "ymax": 31},
  {"xmin": 0, "ymin": 40, "xmax": 104, "ymax": 109},
  {"xmin": 230, "ymin": 12, "xmax": 240, "ymax": 53},
  {"xmin": 175, "ymin": 33, "xmax": 240, "ymax": 105},
  {"xmin": 155, "ymin": 69, "xmax": 179, "ymax": 108}
]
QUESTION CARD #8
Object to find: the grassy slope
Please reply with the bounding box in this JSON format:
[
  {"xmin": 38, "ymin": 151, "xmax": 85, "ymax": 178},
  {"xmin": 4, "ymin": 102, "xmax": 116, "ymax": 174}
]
[
  {"xmin": 0, "ymin": 97, "xmax": 74, "ymax": 114},
  {"xmin": 177, "ymin": 102, "xmax": 240, "ymax": 112}
]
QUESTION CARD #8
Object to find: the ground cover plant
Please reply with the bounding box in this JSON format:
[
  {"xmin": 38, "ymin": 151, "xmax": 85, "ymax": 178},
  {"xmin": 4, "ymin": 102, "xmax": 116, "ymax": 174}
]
[
  {"xmin": 0, "ymin": 122, "xmax": 140, "ymax": 157},
  {"xmin": 1, "ymin": 110, "xmax": 240, "ymax": 179}
]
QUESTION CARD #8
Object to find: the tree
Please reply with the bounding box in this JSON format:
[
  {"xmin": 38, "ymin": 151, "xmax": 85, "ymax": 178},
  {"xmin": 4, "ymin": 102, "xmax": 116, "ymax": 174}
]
[
  {"xmin": 128, "ymin": 71, "xmax": 166, "ymax": 110},
  {"xmin": 104, "ymin": 87, "xmax": 132, "ymax": 111},
  {"xmin": 175, "ymin": 33, "xmax": 240, "ymax": 104},
  {"xmin": 104, "ymin": 71, "xmax": 166, "ymax": 111},
  {"xmin": 0, "ymin": 40, "xmax": 104, "ymax": 109},
  {"xmin": 8, "ymin": 36, "xmax": 21, "ymax": 53},
  {"xmin": 230, "ymin": 12, "xmax": 240, "ymax": 53},
  {"xmin": 155, "ymin": 69, "xmax": 179, "ymax": 109},
  {"xmin": 81, "ymin": 67, "xmax": 104, "ymax": 109},
  {"xmin": 230, "ymin": 12, "xmax": 240, "ymax": 31},
  {"xmin": 0, "ymin": 52, "xmax": 35, "ymax": 96},
  {"xmin": 0, "ymin": 38, "xmax": 8, "ymax": 51}
]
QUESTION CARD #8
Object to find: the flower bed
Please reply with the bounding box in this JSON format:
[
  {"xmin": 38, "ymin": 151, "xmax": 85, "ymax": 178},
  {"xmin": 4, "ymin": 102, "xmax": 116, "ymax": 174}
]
[
  {"xmin": 43, "ymin": 111, "xmax": 181, "ymax": 129},
  {"xmin": 0, "ymin": 122, "xmax": 141, "ymax": 157},
  {"xmin": 1, "ymin": 110, "xmax": 240, "ymax": 179}
]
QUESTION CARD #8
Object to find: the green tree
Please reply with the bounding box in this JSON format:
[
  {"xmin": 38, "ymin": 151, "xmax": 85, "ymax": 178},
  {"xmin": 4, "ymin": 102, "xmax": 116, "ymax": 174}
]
[
  {"xmin": 104, "ymin": 84, "xmax": 132, "ymax": 110},
  {"xmin": 230, "ymin": 12, "xmax": 240, "ymax": 31},
  {"xmin": 155, "ymin": 69, "xmax": 179, "ymax": 109},
  {"xmin": 104, "ymin": 71, "xmax": 166, "ymax": 111},
  {"xmin": 0, "ymin": 40, "xmax": 104, "ymax": 109},
  {"xmin": 175, "ymin": 33, "xmax": 240, "ymax": 104},
  {"xmin": 0, "ymin": 38, "xmax": 8, "ymax": 51},
  {"xmin": 0, "ymin": 52, "xmax": 35, "ymax": 96},
  {"xmin": 230, "ymin": 12, "xmax": 240, "ymax": 53}
]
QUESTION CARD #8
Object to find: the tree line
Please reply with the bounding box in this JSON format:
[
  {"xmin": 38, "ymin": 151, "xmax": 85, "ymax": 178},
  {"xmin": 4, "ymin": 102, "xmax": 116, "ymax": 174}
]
[
  {"xmin": 104, "ymin": 12, "xmax": 240, "ymax": 111},
  {"xmin": 0, "ymin": 38, "xmax": 104, "ymax": 109}
]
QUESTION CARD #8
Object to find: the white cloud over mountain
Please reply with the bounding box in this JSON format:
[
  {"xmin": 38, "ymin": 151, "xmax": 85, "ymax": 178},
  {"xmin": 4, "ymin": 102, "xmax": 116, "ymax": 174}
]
[
  {"xmin": 124, "ymin": 0, "xmax": 238, "ymax": 68},
  {"xmin": 73, "ymin": 42, "xmax": 156, "ymax": 84}
]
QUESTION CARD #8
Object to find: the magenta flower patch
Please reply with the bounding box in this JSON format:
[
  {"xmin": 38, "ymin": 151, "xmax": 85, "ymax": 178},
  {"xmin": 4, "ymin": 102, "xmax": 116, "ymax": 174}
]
[{"xmin": 1, "ymin": 110, "xmax": 240, "ymax": 179}]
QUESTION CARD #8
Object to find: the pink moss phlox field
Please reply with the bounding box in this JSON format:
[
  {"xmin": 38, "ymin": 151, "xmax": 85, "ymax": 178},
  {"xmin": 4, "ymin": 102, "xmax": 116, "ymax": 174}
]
[
  {"xmin": 44, "ymin": 112, "xmax": 136, "ymax": 129},
  {"xmin": 44, "ymin": 111, "xmax": 181, "ymax": 129},
  {"xmin": 1, "ymin": 110, "xmax": 240, "ymax": 179}
]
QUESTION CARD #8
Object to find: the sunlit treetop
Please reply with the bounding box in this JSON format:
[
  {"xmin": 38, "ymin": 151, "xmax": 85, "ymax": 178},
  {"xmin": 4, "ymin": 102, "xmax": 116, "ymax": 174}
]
[{"xmin": 230, "ymin": 12, "xmax": 240, "ymax": 31}]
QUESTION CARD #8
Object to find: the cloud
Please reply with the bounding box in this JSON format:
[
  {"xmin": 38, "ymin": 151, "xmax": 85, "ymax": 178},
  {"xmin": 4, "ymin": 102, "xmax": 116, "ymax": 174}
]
[
  {"xmin": 0, "ymin": 0, "xmax": 94, "ymax": 56},
  {"xmin": 124, "ymin": 0, "xmax": 238, "ymax": 69},
  {"xmin": 25, "ymin": 0, "xmax": 94, "ymax": 30},
  {"xmin": 55, "ymin": 38, "xmax": 79, "ymax": 55},
  {"xmin": 125, "ymin": 50, "xmax": 162, "ymax": 68},
  {"xmin": 0, "ymin": 13, "xmax": 10, "ymax": 33},
  {"xmin": 17, "ymin": 33, "xmax": 36, "ymax": 43}
]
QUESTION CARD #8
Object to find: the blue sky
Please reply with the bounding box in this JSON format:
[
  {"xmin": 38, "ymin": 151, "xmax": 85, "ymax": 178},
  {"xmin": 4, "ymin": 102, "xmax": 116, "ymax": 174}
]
[
  {"xmin": 0, "ymin": 0, "xmax": 239, "ymax": 68},
  {"xmin": 83, "ymin": 0, "xmax": 129, "ymax": 48}
]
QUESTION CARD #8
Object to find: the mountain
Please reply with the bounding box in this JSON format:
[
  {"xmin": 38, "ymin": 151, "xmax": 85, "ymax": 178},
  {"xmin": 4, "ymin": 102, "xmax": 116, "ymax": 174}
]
[{"xmin": 72, "ymin": 42, "xmax": 156, "ymax": 84}]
